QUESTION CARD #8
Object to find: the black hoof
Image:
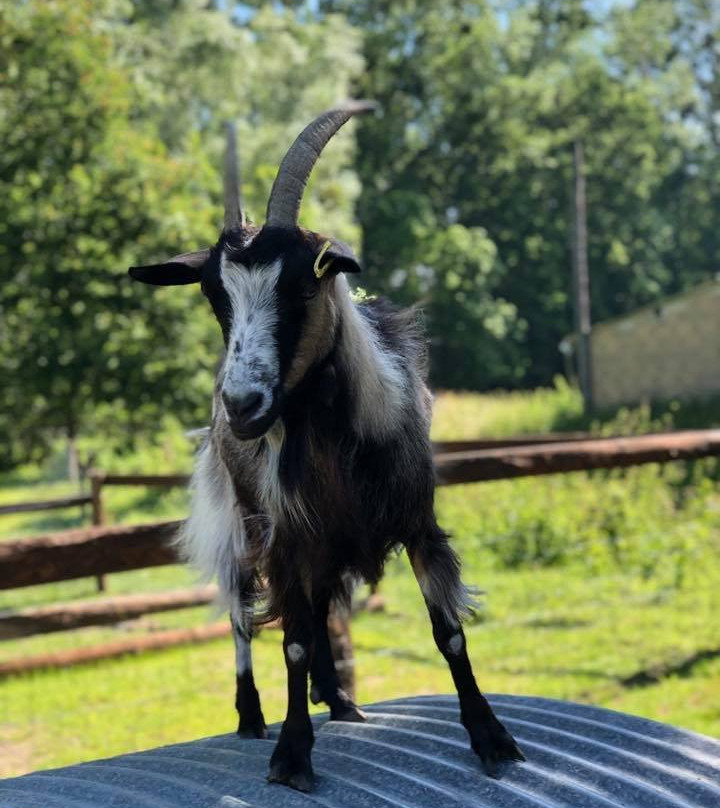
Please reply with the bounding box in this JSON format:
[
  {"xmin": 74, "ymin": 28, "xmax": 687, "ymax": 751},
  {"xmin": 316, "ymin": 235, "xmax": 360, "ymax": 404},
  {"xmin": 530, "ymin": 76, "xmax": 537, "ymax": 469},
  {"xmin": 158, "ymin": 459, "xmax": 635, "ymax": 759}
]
[
  {"xmin": 267, "ymin": 726, "xmax": 315, "ymax": 792},
  {"xmin": 467, "ymin": 713, "xmax": 525, "ymax": 778},
  {"xmin": 312, "ymin": 685, "xmax": 368, "ymax": 723},
  {"xmin": 330, "ymin": 702, "xmax": 367, "ymax": 723},
  {"xmin": 267, "ymin": 755, "xmax": 315, "ymax": 792},
  {"xmin": 237, "ymin": 720, "xmax": 268, "ymax": 739}
]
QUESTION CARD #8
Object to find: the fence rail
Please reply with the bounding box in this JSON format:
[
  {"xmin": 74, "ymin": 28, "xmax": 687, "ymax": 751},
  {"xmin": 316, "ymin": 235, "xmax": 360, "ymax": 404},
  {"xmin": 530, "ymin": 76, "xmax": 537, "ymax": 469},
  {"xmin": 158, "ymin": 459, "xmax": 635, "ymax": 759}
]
[
  {"xmin": 3, "ymin": 428, "xmax": 720, "ymax": 678},
  {"xmin": 0, "ymin": 586, "xmax": 217, "ymax": 640},
  {"xmin": 432, "ymin": 432, "xmax": 592, "ymax": 453},
  {"xmin": 434, "ymin": 429, "xmax": 720, "ymax": 485},
  {"xmin": 0, "ymin": 521, "xmax": 180, "ymax": 590},
  {"xmin": 4, "ymin": 430, "xmax": 720, "ymax": 593},
  {"xmin": 0, "ymin": 494, "xmax": 92, "ymax": 517},
  {"xmin": 97, "ymin": 473, "xmax": 190, "ymax": 487},
  {"xmin": 0, "ymin": 623, "xmax": 231, "ymax": 678}
]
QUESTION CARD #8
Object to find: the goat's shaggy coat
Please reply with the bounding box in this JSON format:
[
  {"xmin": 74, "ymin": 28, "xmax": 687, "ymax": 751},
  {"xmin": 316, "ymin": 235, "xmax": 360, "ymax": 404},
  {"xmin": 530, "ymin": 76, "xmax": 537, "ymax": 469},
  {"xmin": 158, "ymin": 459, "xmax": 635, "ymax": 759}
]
[
  {"xmin": 130, "ymin": 105, "xmax": 524, "ymax": 792},
  {"xmin": 183, "ymin": 230, "xmax": 451, "ymax": 616}
]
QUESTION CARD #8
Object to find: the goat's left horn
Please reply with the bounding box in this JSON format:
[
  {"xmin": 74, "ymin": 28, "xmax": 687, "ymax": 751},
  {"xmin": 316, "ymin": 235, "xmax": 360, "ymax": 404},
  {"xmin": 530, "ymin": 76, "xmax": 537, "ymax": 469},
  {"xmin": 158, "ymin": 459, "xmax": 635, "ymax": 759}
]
[
  {"xmin": 224, "ymin": 120, "xmax": 246, "ymax": 230},
  {"xmin": 265, "ymin": 100, "xmax": 377, "ymax": 229}
]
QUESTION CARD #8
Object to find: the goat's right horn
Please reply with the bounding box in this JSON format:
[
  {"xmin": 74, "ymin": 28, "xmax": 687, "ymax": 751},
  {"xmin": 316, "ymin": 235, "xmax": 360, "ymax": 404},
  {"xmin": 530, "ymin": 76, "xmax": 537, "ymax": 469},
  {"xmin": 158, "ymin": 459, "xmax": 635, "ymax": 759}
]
[
  {"xmin": 265, "ymin": 100, "xmax": 377, "ymax": 229},
  {"xmin": 224, "ymin": 120, "xmax": 246, "ymax": 230}
]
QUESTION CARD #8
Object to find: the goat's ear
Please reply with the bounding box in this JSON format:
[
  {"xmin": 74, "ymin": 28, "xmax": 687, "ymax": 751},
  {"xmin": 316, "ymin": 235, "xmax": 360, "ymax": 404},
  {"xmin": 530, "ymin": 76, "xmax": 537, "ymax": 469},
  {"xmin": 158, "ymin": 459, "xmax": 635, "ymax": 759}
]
[
  {"xmin": 313, "ymin": 242, "xmax": 362, "ymax": 279},
  {"xmin": 128, "ymin": 249, "xmax": 210, "ymax": 286},
  {"xmin": 325, "ymin": 251, "xmax": 362, "ymax": 276}
]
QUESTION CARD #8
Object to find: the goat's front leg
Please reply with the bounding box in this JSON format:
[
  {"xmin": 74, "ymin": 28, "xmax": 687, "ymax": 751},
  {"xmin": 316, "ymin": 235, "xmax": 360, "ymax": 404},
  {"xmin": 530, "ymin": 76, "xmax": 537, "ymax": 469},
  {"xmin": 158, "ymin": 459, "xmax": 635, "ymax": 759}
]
[
  {"xmin": 267, "ymin": 582, "xmax": 315, "ymax": 792},
  {"xmin": 230, "ymin": 580, "xmax": 267, "ymax": 739},
  {"xmin": 408, "ymin": 529, "xmax": 525, "ymax": 777},
  {"xmin": 309, "ymin": 593, "xmax": 366, "ymax": 722}
]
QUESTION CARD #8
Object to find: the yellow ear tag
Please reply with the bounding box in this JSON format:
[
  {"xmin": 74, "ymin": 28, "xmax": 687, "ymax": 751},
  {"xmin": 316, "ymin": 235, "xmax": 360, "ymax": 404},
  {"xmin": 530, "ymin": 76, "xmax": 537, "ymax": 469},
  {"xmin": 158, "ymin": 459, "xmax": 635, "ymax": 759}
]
[{"xmin": 313, "ymin": 240, "xmax": 334, "ymax": 279}]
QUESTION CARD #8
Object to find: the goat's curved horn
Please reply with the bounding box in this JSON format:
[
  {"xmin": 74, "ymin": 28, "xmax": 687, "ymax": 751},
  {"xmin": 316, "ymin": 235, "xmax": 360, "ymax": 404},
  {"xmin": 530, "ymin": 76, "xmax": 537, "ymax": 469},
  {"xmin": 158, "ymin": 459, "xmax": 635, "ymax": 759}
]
[
  {"xmin": 224, "ymin": 120, "xmax": 246, "ymax": 229},
  {"xmin": 265, "ymin": 100, "xmax": 376, "ymax": 229}
]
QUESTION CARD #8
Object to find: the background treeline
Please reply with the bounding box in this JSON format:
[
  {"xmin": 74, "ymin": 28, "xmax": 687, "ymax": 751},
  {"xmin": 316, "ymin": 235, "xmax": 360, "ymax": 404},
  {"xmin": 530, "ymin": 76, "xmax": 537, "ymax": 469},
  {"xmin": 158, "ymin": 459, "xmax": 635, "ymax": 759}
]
[{"xmin": 1, "ymin": 0, "xmax": 719, "ymax": 468}]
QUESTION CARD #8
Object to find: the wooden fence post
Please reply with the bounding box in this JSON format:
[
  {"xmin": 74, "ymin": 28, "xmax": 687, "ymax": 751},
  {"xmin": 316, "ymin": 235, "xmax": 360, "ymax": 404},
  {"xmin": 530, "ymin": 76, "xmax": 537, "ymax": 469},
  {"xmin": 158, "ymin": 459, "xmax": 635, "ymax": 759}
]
[
  {"xmin": 90, "ymin": 470, "xmax": 106, "ymax": 592},
  {"xmin": 571, "ymin": 138, "xmax": 594, "ymax": 411}
]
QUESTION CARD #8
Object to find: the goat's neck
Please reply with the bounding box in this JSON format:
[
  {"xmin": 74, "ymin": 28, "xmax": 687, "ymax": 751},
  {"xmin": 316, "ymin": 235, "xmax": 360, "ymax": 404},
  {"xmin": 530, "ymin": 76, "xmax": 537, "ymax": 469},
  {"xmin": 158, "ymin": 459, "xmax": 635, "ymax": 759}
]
[{"xmin": 334, "ymin": 276, "xmax": 405, "ymax": 440}]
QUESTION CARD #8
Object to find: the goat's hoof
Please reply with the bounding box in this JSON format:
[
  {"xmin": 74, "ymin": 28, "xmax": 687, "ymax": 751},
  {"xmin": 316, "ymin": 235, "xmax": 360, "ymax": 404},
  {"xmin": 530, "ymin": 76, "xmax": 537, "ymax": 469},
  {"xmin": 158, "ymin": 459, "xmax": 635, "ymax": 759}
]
[
  {"xmin": 330, "ymin": 702, "xmax": 367, "ymax": 723},
  {"xmin": 267, "ymin": 756, "xmax": 315, "ymax": 792},
  {"xmin": 267, "ymin": 729, "xmax": 315, "ymax": 792},
  {"xmin": 467, "ymin": 714, "xmax": 525, "ymax": 778},
  {"xmin": 237, "ymin": 720, "xmax": 268, "ymax": 740}
]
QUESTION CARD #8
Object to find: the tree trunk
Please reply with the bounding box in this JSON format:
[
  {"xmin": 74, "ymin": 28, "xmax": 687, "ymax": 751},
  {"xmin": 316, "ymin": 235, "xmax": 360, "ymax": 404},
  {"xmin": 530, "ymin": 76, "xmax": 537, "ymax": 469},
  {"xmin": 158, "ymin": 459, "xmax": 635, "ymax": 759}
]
[{"xmin": 67, "ymin": 428, "xmax": 80, "ymax": 483}]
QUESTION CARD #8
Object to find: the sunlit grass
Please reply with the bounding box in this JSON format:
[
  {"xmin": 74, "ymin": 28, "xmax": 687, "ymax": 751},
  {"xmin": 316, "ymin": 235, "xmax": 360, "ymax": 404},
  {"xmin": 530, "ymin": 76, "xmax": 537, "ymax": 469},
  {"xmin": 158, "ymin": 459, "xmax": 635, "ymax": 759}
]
[
  {"xmin": 1, "ymin": 388, "xmax": 719, "ymax": 776},
  {"xmin": 3, "ymin": 558, "xmax": 719, "ymax": 776},
  {"xmin": 430, "ymin": 379, "xmax": 583, "ymax": 440}
]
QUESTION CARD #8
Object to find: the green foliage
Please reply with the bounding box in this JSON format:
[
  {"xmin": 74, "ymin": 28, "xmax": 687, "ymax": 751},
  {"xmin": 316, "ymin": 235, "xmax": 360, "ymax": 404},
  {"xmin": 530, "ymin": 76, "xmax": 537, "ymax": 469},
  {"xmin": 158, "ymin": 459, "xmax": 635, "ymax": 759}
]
[
  {"xmin": 3, "ymin": 0, "xmax": 720, "ymax": 468},
  {"xmin": 431, "ymin": 377, "xmax": 583, "ymax": 439},
  {"xmin": 0, "ymin": 0, "xmax": 219, "ymax": 467},
  {"xmin": 115, "ymin": 1, "xmax": 364, "ymax": 241},
  {"xmin": 322, "ymin": 0, "xmax": 720, "ymax": 389},
  {"xmin": 430, "ymin": 389, "xmax": 720, "ymax": 584},
  {"xmin": 0, "ymin": 0, "xmax": 363, "ymax": 469},
  {"xmin": 446, "ymin": 459, "xmax": 719, "ymax": 587}
]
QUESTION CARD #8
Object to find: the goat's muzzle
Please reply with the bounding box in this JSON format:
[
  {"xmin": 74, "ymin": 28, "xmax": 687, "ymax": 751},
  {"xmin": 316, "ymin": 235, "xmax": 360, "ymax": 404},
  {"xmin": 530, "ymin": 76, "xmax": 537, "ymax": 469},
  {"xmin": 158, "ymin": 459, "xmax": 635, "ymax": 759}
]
[{"xmin": 221, "ymin": 389, "xmax": 280, "ymax": 440}]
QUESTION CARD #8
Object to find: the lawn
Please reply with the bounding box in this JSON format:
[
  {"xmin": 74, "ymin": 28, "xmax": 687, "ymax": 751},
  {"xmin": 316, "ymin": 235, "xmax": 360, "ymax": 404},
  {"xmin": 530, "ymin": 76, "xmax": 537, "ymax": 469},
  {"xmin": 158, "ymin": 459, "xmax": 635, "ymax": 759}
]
[{"xmin": 1, "ymin": 386, "xmax": 719, "ymax": 777}]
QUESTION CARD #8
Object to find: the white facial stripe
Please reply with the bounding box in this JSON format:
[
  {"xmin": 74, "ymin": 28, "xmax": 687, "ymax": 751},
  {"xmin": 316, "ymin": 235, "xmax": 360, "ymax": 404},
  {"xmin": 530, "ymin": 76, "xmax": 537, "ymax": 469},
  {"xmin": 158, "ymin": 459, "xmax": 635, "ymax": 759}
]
[{"xmin": 220, "ymin": 255, "xmax": 282, "ymax": 418}]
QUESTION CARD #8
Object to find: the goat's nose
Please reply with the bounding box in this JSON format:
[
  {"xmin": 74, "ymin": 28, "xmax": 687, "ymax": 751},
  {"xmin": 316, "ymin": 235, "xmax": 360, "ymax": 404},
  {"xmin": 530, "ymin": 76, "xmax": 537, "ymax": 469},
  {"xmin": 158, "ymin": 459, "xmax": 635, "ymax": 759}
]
[{"xmin": 222, "ymin": 390, "xmax": 264, "ymax": 425}]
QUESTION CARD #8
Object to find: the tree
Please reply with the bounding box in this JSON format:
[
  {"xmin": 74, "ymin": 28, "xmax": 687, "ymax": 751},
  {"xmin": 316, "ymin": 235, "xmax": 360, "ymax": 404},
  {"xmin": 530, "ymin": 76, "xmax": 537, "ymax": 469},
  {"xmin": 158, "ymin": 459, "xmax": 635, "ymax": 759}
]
[
  {"xmin": 113, "ymin": 1, "xmax": 364, "ymax": 240},
  {"xmin": 0, "ymin": 0, "xmax": 364, "ymax": 469},
  {"xmin": 608, "ymin": 0, "xmax": 720, "ymax": 294},
  {"xmin": 323, "ymin": 0, "xmax": 713, "ymax": 389},
  {"xmin": 0, "ymin": 0, "xmax": 220, "ymax": 469}
]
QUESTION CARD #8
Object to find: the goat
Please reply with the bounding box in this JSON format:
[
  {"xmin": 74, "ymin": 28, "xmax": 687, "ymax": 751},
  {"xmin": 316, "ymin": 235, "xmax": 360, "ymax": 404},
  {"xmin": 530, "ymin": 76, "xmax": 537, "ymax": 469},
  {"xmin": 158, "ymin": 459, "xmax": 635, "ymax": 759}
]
[{"xmin": 129, "ymin": 103, "xmax": 524, "ymax": 792}]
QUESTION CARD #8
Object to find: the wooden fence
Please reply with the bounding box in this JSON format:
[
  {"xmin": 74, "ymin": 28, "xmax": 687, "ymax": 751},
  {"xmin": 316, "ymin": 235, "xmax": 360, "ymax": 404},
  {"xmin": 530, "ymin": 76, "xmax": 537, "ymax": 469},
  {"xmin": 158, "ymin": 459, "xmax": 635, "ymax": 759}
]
[
  {"xmin": 2, "ymin": 428, "xmax": 719, "ymax": 677},
  {"xmin": 0, "ymin": 494, "xmax": 92, "ymax": 517}
]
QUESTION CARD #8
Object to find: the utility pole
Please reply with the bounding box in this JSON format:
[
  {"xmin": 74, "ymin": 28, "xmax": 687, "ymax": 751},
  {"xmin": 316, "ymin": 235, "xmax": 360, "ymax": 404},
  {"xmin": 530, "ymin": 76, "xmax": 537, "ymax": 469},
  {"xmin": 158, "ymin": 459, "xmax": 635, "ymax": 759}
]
[{"xmin": 571, "ymin": 139, "xmax": 593, "ymax": 412}]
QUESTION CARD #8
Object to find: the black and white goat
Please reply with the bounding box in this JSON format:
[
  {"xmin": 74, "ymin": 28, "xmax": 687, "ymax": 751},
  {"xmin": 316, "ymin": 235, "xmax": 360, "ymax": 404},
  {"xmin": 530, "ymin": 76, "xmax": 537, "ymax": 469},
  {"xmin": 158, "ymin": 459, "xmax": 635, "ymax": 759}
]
[{"xmin": 129, "ymin": 103, "xmax": 524, "ymax": 791}]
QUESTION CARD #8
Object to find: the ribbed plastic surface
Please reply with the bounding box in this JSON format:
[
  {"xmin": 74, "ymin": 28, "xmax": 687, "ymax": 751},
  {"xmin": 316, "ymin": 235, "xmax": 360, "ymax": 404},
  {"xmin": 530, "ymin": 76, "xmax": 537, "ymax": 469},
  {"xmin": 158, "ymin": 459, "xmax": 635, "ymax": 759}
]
[{"xmin": 2, "ymin": 694, "xmax": 720, "ymax": 808}]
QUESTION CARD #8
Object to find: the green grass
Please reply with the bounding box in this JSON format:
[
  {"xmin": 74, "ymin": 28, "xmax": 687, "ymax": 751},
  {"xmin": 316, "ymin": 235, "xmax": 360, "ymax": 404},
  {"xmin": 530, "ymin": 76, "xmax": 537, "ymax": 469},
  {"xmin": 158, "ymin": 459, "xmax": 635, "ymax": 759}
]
[
  {"xmin": 430, "ymin": 378, "xmax": 584, "ymax": 439},
  {"xmin": 3, "ymin": 553, "xmax": 719, "ymax": 776},
  {"xmin": 1, "ymin": 387, "xmax": 719, "ymax": 777}
]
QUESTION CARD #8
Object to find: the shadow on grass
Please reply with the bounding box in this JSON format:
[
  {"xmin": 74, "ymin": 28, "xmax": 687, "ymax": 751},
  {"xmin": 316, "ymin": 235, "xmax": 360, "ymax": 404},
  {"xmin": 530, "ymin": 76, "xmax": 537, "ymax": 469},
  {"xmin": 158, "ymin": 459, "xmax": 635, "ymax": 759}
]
[
  {"xmin": 0, "ymin": 511, "xmax": 89, "ymax": 540},
  {"xmin": 520, "ymin": 617, "xmax": 591, "ymax": 630},
  {"xmin": 620, "ymin": 646, "xmax": 720, "ymax": 689},
  {"xmin": 353, "ymin": 644, "xmax": 446, "ymax": 666},
  {"xmin": 517, "ymin": 646, "xmax": 720, "ymax": 690},
  {"xmin": 498, "ymin": 665, "xmax": 618, "ymax": 681},
  {"xmin": 22, "ymin": 513, "xmax": 87, "ymax": 534}
]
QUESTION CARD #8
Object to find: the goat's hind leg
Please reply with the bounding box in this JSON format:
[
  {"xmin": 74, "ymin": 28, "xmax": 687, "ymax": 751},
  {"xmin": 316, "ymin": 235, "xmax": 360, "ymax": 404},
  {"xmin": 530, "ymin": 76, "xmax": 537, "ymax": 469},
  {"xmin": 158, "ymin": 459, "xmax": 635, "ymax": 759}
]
[
  {"xmin": 408, "ymin": 528, "xmax": 524, "ymax": 777},
  {"xmin": 309, "ymin": 593, "xmax": 366, "ymax": 723},
  {"xmin": 230, "ymin": 580, "xmax": 267, "ymax": 739}
]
